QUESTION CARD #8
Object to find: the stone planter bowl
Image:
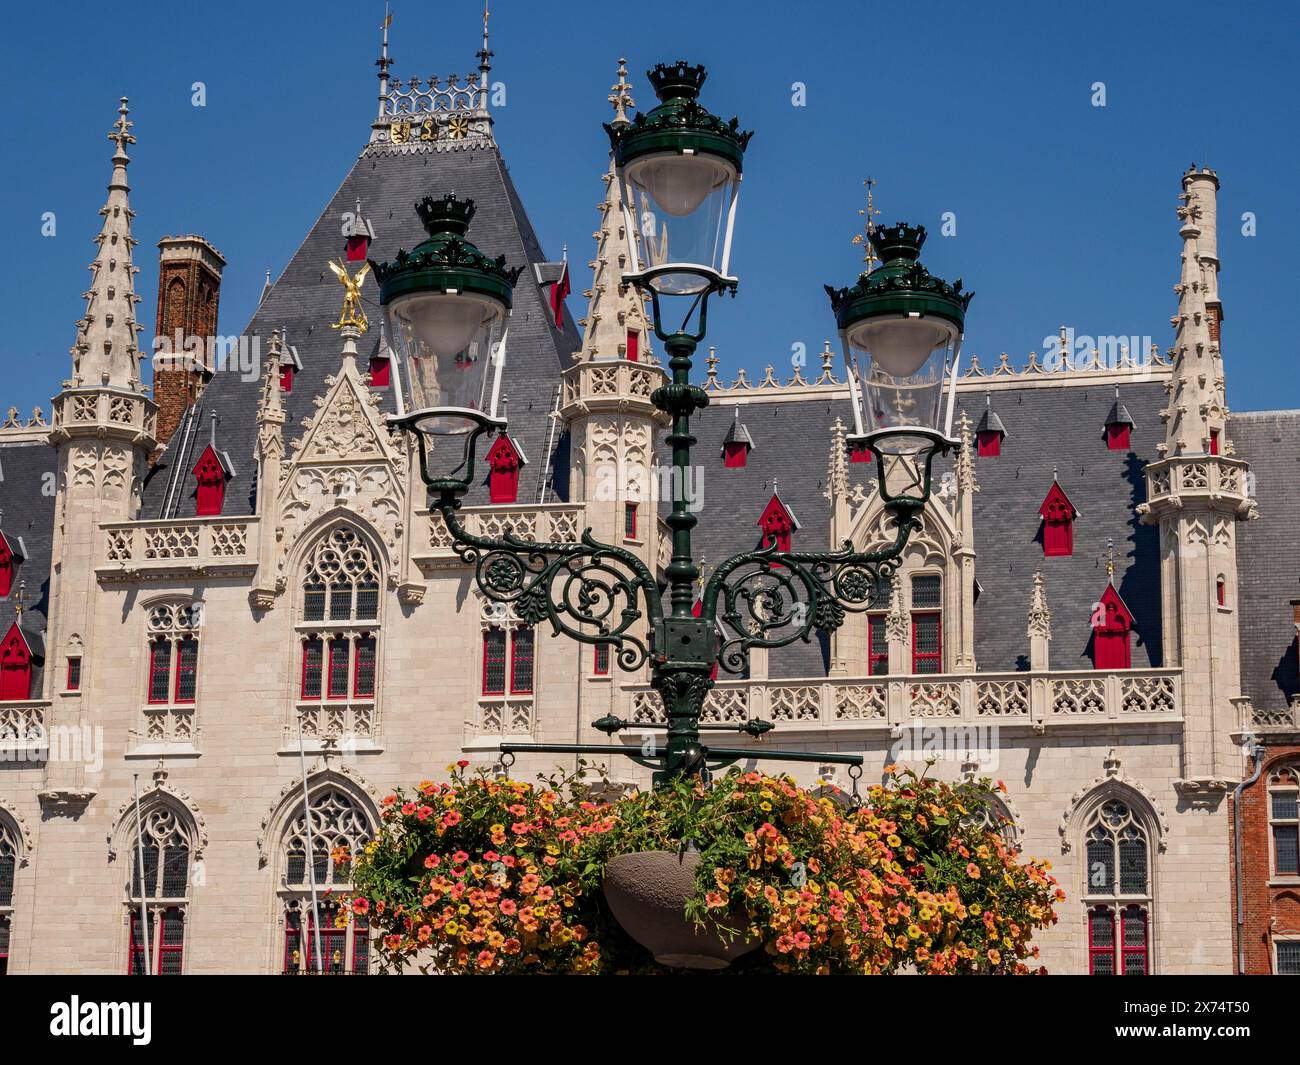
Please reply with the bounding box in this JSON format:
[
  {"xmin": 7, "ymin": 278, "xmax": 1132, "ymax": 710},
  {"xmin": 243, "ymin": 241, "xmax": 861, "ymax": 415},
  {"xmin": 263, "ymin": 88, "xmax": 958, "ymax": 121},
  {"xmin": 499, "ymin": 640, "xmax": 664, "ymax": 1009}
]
[{"xmin": 603, "ymin": 850, "xmax": 757, "ymax": 970}]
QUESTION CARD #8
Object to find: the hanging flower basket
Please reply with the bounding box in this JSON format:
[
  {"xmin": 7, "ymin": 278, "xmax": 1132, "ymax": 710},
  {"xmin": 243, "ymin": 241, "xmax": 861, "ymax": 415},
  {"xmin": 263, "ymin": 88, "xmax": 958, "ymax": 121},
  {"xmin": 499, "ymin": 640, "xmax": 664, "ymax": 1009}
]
[{"xmin": 603, "ymin": 850, "xmax": 757, "ymax": 969}]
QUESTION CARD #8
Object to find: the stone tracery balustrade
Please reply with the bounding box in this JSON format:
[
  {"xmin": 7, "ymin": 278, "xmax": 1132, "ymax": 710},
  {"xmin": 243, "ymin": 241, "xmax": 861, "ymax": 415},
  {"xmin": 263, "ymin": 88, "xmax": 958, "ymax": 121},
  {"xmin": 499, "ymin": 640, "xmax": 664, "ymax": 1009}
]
[
  {"xmin": 420, "ymin": 504, "xmax": 586, "ymax": 559},
  {"xmin": 1141, "ymin": 455, "xmax": 1254, "ymax": 521},
  {"xmin": 99, "ymin": 517, "xmax": 258, "ymax": 578},
  {"xmin": 621, "ymin": 668, "xmax": 1182, "ymax": 732},
  {"xmin": 560, "ymin": 359, "xmax": 666, "ymax": 410},
  {"xmin": 1246, "ymin": 698, "xmax": 1300, "ymax": 733},
  {"xmin": 0, "ymin": 702, "xmax": 50, "ymax": 752}
]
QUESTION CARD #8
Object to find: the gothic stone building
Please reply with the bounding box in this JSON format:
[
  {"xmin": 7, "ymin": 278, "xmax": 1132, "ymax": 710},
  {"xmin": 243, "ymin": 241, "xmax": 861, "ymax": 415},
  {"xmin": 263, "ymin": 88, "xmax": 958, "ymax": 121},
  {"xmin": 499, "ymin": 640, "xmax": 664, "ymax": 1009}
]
[{"xmin": 0, "ymin": 40, "xmax": 1295, "ymax": 976}]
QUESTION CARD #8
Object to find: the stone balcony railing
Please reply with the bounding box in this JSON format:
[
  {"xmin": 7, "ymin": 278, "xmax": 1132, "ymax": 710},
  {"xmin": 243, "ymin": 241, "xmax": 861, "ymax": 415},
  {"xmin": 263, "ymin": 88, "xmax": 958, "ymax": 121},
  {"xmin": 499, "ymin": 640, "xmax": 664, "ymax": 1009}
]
[
  {"xmin": 560, "ymin": 359, "xmax": 667, "ymax": 414},
  {"xmin": 0, "ymin": 701, "xmax": 52, "ymax": 762},
  {"xmin": 419, "ymin": 504, "xmax": 586, "ymax": 566},
  {"xmin": 620, "ymin": 668, "xmax": 1182, "ymax": 734},
  {"xmin": 51, "ymin": 388, "xmax": 157, "ymax": 442},
  {"xmin": 1243, "ymin": 697, "xmax": 1300, "ymax": 734},
  {"xmin": 98, "ymin": 517, "xmax": 259, "ymax": 580},
  {"xmin": 1142, "ymin": 455, "xmax": 1254, "ymax": 521}
]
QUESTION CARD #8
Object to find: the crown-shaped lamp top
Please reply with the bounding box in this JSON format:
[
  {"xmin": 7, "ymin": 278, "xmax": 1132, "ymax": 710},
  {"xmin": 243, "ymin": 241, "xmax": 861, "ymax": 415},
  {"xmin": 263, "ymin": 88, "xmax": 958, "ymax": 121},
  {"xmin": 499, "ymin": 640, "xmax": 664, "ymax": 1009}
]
[
  {"xmin": 870, "ymin": 222, "xmax": 926, "ymax": 264},
  {"xmin": 415, "ymin": 193, "xmax": 476, "ymax": 238},
  {"xmin": 647, "ymin": 60, "xmax": 708, "ymax": 102}
]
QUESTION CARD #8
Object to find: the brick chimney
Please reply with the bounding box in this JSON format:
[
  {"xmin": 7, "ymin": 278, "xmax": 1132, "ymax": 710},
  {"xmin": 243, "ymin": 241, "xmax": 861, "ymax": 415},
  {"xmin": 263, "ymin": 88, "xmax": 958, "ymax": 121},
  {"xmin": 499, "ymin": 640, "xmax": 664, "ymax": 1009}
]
[{"xmin": 152, "ymin": 235, "xmax": 226, "ymax": 453}]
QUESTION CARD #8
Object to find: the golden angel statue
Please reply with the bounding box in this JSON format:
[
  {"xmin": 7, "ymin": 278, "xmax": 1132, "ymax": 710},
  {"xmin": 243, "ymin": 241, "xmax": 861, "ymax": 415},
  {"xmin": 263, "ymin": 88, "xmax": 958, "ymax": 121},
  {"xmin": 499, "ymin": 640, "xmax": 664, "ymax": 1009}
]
[{"xmin": 328, "ymin": 260, "xmax": 370, "ymax": 332}]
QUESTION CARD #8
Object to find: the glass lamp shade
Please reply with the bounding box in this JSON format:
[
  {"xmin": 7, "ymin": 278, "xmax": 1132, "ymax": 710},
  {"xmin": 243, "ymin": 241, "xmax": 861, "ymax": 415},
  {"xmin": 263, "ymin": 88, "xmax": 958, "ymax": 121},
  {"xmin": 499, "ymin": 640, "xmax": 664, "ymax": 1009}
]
[
  {"xmin": 843, "ymin": 314, "xmax": 961, "ymax": 455},
  {"xmin": 385, "ymin": 290, "xmax": 508, "ymax": 435},
  {"xmin": 619, "ymin": 151, "xmax": 741, "ymax": 296}
]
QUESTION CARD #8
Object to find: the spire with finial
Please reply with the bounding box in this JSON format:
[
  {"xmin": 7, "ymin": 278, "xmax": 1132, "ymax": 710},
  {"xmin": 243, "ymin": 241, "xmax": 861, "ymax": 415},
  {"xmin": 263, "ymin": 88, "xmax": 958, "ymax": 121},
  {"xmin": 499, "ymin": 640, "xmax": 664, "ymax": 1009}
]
[
  {"xmin": 1027, "ymin": 570, "xmax": 1051, "ymax": 640},
  {"xmin": 375, "ymin": 2, "xmax": 393, "ymax": 120},
  {"xmin": 478, "ymin": 0, "xmax": 493, "ymax": 93},
  {"xmin": 851, "ymin": 177, "xmax": 882, "ymax": 271},
  {"xmin": 67, "ymin": 97, "xmax": 145, "ymax": 393},
  {"xmin": 578, "ymin": 59, "xmax": 652, "ymax": 363},
  {"xmin": 608, "ymin": 57, "xmax": 635, "ymax": 128},
  {"xmin": 1105, "ymin": 538, "xmax": 1116, "ymax": 585},
  {"xmin": 825, "ymin": 416, "xmax": 848, "ymax": 500},
  {"xmin": 955, "ymin": 409, "xmax": 978, "ymax": 494}
]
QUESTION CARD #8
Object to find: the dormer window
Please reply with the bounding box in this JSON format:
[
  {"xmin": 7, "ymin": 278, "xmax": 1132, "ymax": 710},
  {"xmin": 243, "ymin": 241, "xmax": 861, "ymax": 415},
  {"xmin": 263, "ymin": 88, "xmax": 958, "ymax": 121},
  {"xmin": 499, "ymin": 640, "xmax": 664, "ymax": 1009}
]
[
  {"xmin": 721, "ymin": 409, "xmax": 754, "ymax": 469},
  {"xmin": 758, "ymin": 492, "xmax": 799, "ymax": 555},
  {"xmin": 279, "ymin": 344, "xmax": 303, "ymax": 393},
  {"xmin": 0, "ymin": 622, "xmax": 39, "ymax": 701},
  {"xmin": 975, "ymin": 397, "xmax": 1007, "ymax": 457},
  {"xmin": 1039, "ymin": 480, "xmax": 1078, "ymax": 557},
  {"xmin": 1103, "ymin": 391, "xmax": 1135, "ymax": 451},
  {"xmin": 1092, "ymin": 584, "xmax": 1134, "ymax": 670},
  {"xmin": 368, "ymin": 355, "xmax": 390, "ymax": 387},
  {"xmin": 0, "ymin": 533, "xmax": 25, "ymax": 598},
  {"xmin": 191, "ymin": 443, "xmax": 234, "ymax": 517},
  {"xmin": 486, "ymin": 433, "xmax": 526, "ymax": 505}
]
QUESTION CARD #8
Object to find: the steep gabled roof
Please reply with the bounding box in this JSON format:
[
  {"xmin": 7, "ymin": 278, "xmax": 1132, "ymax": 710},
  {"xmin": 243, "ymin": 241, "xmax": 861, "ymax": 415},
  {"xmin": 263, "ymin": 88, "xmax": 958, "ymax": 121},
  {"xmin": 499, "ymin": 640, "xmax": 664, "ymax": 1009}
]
[{"xmin": 142, "ymin": 137, "xmax": 579, "ymax": 518}]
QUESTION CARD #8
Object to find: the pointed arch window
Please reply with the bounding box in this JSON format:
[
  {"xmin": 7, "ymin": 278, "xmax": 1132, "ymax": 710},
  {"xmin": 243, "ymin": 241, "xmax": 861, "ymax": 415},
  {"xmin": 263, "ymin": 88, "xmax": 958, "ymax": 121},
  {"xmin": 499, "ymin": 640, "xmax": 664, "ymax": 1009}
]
[
  {"xmin": 1082, "ymin": 798, "xmax": 1153, "ymax": 975},
  {"xmin": 0, "ymin": 818, "xmax": 19, "ymax": 975},
  {"xmin": 280, "ymin": 787, "xmax": 372, "ymax": 975},
  {"xmin": 298, "ymin": 527, "xmax": 382, "ymax": 713},
  {"xmin": 144, "ymin": 603, "xmax": 202, "ymax": 706},
  {"xmin": 126, "ymin": 804, "xmax": 194, "ymax": 975}
]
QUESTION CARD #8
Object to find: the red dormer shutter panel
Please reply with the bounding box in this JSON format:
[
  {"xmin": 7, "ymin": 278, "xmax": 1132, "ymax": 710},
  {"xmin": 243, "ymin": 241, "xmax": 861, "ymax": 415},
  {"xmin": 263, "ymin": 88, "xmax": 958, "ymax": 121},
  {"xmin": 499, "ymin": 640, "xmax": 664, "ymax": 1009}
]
[
  {"xmin": 626, "ymin": 330, "xmax": 639, "ymax": 362},
  {"xmin": 976, "ymin": 430, "xmax": 1001, "ymax": 457},
  {"xmin": 1106, "ymin": 423, "xmax": 1131, "ymax": 450},
  {"xmin": 722, "ymin": 441, "xmax": 748, "ymax": 468},
  {"xmin": 0, "ymin": 624, "xmax": 31, "ymax": 701},
  {"xmin": 0, "ymin": 538, "xmax": 12, "ymax": 597},
  {"xmin": 1092, "ymin": 586, "xmax": 1133, "ymax": 670},
  {"xmin": 758, "ymin": 496, "xmax": 796, "ymax": 555},
  {"xmin": 280, "ymin": 363, "xmax": 294, "ymax": 393},
  {"xmin": 849, "ymin": 443, "xmax": 871, "ymax": 464},
  {"xmin": 1039, "ymin": 482, "xmax": 1077, "ymax": 557},
  {"xmin": 486, "ymin": 435, "xmax": 522, "ymax": 505},
  {"xmin": 193, "ymin": 446, "xmax": 226, "ymax": 517},
  {"xmin": 1209, "ymin": 430, "xmax": 1220, "ymax": 456},
  {"xmin": 368, "ymin": 356, "xmax": 390, "ymax": 387}
]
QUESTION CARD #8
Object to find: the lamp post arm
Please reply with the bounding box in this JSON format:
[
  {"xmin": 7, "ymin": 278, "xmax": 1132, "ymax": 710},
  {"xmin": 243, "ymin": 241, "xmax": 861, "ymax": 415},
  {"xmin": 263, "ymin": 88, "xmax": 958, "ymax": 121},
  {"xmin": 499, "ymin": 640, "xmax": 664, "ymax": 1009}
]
[
  {"xmin": 433, "ymin": 496, "xmax": 664, "ymax": 672},
  {"xmin": 700, "ymin": 501, "xmax": 921, "ymax": 675}
]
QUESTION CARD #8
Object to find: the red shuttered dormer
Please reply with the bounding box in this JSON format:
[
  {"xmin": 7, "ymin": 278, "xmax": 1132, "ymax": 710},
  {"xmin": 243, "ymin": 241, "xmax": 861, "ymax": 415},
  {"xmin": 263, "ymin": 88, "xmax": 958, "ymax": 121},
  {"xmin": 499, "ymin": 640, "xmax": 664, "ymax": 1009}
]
[
  {"xmin": 758, "ymin": 492, "xmax": 799, "ymax": 555},
  {"xmin": 486, "ymin": 433, "xmax": 526, "ymax": 505},
  {"xmin": 1039, "ymin": 480, "xmax": 1078, "ymax": 557},
  {"xmin": 975, "ymin": 396, "xmax": 1007, "ymax": 457},
  {"xmin": 721, "ymin": 409, "xmax": 754, "ymax": 469},
  {"xmin": 0, "ymin": 621, "xmax": 40, "ymax": 701},
  {"xmin": 0, "ymin": 532, "xmax": 25, "ymax": 598},
  {"xmin": 192, "ymin": 443, "xmax": 235, "ymax": 517},
  {"xmin": 1092, "ymin": 584, "xmax": 1134, "ymax": 670},
  {"xmin": 1103, "ymin": 391, "xmax": 1136, "ymax": 451}
]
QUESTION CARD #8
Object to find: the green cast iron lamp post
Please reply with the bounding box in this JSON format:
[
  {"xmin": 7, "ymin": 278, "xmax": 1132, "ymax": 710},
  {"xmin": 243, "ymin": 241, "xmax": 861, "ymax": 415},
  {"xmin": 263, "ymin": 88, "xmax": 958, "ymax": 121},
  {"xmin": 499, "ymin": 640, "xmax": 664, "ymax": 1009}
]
[{"xmin": 377, "ymin": 61, "xmax": 972, "ymax": 789}]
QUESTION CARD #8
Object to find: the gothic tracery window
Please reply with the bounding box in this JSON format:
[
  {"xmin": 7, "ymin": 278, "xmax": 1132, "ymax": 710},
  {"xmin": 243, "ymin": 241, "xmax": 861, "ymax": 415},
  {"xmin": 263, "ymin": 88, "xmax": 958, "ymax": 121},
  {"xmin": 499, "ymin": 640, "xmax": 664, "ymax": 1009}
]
[
  {"xmin": 280, "ymin": 787, "xmax": 373, "ymax": 975},
  {"xmin": 144, "ymin": 603, "xmax": 202, "ymax": 740},
  {"xmin": 126, "ymin": 803, "xmax": 195, "ymax": 975},
  {"xmin": 1082, "ymin": 798, "xmax": 1153, "ymax": 975},
  {"xmin": 0, "ymin": 818, "xmax": 19, "ymax": 975},
  {"xmin": 298, "ymin": 528, "xmax": 381, "ymax": 736}
]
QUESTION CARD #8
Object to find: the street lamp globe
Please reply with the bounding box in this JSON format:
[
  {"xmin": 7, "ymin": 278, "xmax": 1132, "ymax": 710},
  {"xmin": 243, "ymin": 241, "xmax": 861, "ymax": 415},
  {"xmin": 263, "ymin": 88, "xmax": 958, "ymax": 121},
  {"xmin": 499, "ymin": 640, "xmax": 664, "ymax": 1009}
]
[
  {"xmin": 607, "ymin": 61, "xmax": 751, "ymax": 297},
  {"xmin": 826, "ymin": 223, "xmax": 972, "ymax": 457},
  {"xmin": 373, "ymin": 194, "xmax": 522, "ymax": 436}
]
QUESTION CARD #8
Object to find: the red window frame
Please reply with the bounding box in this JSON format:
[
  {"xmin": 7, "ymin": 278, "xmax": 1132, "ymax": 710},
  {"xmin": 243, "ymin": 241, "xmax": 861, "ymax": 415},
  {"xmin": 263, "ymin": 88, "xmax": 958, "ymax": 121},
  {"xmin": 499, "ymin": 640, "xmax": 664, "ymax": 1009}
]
[
  {"xmin": 911, "ymin": 612, "xmax": 941, "ymax": 674},
  {"xmin": 1043, "ymin": 517, "xmax": 1073, "ymax": 557},
  {"xmin": 128, "ymin": 910, "xmax": 151, "ymax": 975},
  {"xmin": 353, "ymin": 635, "xmax": 376, "ymax": 698},
  {"xmin": 66, "ymin": 656, "xmax": 81, "ymax": 691},
  {"xmin": 626, "ymin": 329, "xmax": 639, "ymax": 362},
  {"xmin": 1106, "ymin": 424, "xmax": 1131, "ymax": 451},
  {"xmin": 147, "ymin": 638, "xmax": 172, "ymax": 704},
  {"xmin": 849, "ymin": 443, "xmax": 871, "ymax": 464},
  {"xmin": 173, "ymin": 637, "xmax": 198, "ymax": 704},
  {"xmin": 1120, "ymin": 905, "xmax": 1148, "ymax": 975},
  {"xmin": 1087, "ymin": 906, "xmax": 1116, "ymax": 975},
  {"xmin": 327, "ymin": 638, "xmax": 350, "ymax": 699},
  {"xmin": 722, "ymin": 442, "xmax": 748, "ymax": 468},
  {"xmin": 867, "ymin": 615, "xmax": 889, "ymax": 676},
  {"xmin": 510, "ymin": 629, "xmax": 535, "ymax": 695},
  {"xmin": 156, "ymin": 906, "xmax": 186, "ymax": 975},
  {"xmin": 1216, "ymin": 578, "xmax": 1226, "ymax": 607},
  {"xmin": 482, "ymin": 628, "xmax": 507, "ymax": 696},
  {"xmin": 301, "ymin": 637, "xmax": 324, "ymax": 700},
  {"xmin": 624, "ymin": 502, "xmax": 638, "ymax": 541},
  {"xmin": 594, "ymin": 642, "xmax": 610, "ymax": 676},
  {"xmin": 1094, "ymin": 628, "xmax": 1131, "ymax": 670}
]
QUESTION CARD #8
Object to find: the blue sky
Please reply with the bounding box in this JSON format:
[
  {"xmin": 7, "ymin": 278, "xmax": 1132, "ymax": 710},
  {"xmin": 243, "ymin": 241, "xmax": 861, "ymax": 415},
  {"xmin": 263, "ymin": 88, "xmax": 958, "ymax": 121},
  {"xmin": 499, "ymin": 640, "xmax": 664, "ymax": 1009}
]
[{"xmin": 1, "ymin": 0, "xmax": 1295, "ymax": 420}]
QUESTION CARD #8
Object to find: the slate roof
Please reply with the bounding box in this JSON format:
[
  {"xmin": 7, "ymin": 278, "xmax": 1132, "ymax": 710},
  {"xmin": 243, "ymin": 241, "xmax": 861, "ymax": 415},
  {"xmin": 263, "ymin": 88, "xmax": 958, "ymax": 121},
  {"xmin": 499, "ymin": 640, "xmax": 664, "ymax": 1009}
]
[
  {"xmin": 0, "ymin": 439, "xmax": 58, "ymax": 695},
  {"xmin": 142, "ymin": 138, "xmax": 580, "ymax": 518},
  {"xmin": 1233, "ymin": 410, "xmax": 1300, "ymax": 711},
  {"xmin": 664, "ymin": 378, "xmax": 1169, "ymax": 679}
]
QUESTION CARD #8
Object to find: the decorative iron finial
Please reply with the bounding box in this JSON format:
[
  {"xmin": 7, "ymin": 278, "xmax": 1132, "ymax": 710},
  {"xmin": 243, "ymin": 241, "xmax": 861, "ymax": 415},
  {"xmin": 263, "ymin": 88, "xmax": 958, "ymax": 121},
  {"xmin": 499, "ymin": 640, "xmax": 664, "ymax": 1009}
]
[
  {"xmin": 1106, "ymin": 538, "xmax": 1116, "ymax": 584},
  {"xmin": 609, "ymin": 57, "xmax": 635, "ymax": 128},
  {"xmin": 478, "ymin": 0, "xmax": 493, "ymax": 78},
  {"xmin": 13, "ymin": 580, "xmax": 26, "ymax": 619},
  {"xmin": 851, "ymin": 177, "xmax": 882, "ymax": 271}
]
